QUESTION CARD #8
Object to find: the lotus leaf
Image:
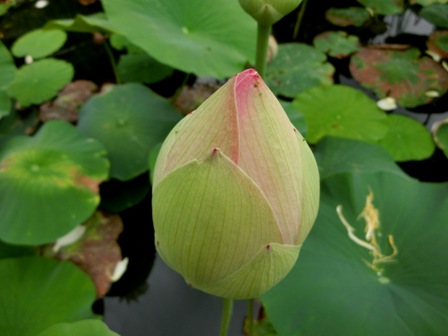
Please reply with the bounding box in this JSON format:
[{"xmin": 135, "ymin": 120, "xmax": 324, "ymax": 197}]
[
  {"xmin": 0, "ymin": 120, "xmax": 109, "ymax": 245},
  {"xmin": 0, "ymin": 240, "xmax": 35, "ymax": 259},
  {"xmin": 378, "ymin": 114, "xmax": 435, "ymax": 161},
  {"xmin": 78, "ymin": 83, "xmax": 181, "ymax": 181},
  {"xmin": 411, "ymin": 0, "xmax": 448, "ymax": 5},
  {"xmin": 419, "ymin": 4, "xmax": 448, "ymax": 28},
  {"xmin": 432, "ymin": 118, "xmax": 448, "ymax": 158},
  {"xmin": 313, "ymin": 31, "xmax": 361, "ymax": 58},
  {"xmin": 325, "ymin": 7, "xmax": 371, "ymax": 27},
  {"xmin": 118, "ymin": 54, "xmax": 173, "ymax": 84},
  {"xmin": 102, "ymin": 0, "xmax": 256, "ymax": 78},
  {"xmin": 427, "ymin": 30, "xmax": 448, "ymax": 59},
  {"xmin": 293, "ymin": 85, "xmax": 388, "ymax": 144},
  {"xmin": 37, "ymin": 320, "xmax": 119, "ymax": 336},
  {"xmin": 266, "ymin": 43, "xmax": 334, "ymax": 98},
  {"xmin": 262, "ymin": 171, "xmax": 448, "ymax": 336},
  {"xmin": 0, "ymin": 90, "xmax": 11, "ymax": 119},
  {"xmin": 357, "ymin": 0, "xmax": 404, "ymax": 14},
  {"xmin": 7, "ymin": 59, "xmax": 74, "ymax": 107},
  {"xmin": 350, "ymin": 46, "xmax": 448, "ymax": 108},
  {"xmin": 46, "ymin": 13, "xmax": 113, "ymax": 33},
  {"xmin": 0, "ymin": 40, "xmax": 16, "ymax": 89},
  {"xmin": 0, "ymin": 256, "xmax": 97, "ymax": 336},
  {"xmin": 11, "ymin": 29, "xmax": 67, "ymax": 59}
]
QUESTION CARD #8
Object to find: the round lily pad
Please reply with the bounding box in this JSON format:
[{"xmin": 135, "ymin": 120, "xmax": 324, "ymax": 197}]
[
  {"xmin": 378, "ymin": 114, "xmax": 435, "ymax": 161},
  {"xmin": 350, "ymin": 46, "xmax": 448, "ymax": 108},
  {"xmin": 37, "ymin": 320, "xmax": 119, "ymax": 336},
  {"xmin": 0, "ymin": 120, "xmax": 109, "ymax": 245},
  {"xmin": 102, "ymin": 0, "xmax": 256, "ymax": 78},
  {"xmin": 313, "ymin": 31, "xmax": 361, "ymax": 58},
  {"xmin": 293, "ymin": 85, "xmax": 388, "ymax": 144},
  {"xmin": 11, "ymin": 29, "xmax": 67, "ymax": 59},
  {"xmin": 78, "ymin": 83, "xmax": 181, "ymax": 181},
  {"xmin": 325, "ymin": 7, "xmax": 371, "ymax": 27},
  {"xmin": 262, "ymin": 171, "xmax": 448, "ymax": 336},
  {"xmin": 266, "ymin": 43, "xmax": 334, "ymax": 98},
  {"xmin": 0, "ymin": 40, "xmax": 16, "ymax": 89},
  {"xmin": 0, "ymin": 256, "xmax": 97, "ymax": 336},
  {"xmin": 7, "ymin": 58, "xmax": 74, "ymax": 107},
  {"xmin": 357, "ymin": 0, "xmax": 404, "ymax": 14},
  {"xmin": 419, "ymin": 4, "xmax": 448, "ymax": 28},
  {"xmin": 432, "ymin": 118, "xmax": 448, "ymax": 157}
]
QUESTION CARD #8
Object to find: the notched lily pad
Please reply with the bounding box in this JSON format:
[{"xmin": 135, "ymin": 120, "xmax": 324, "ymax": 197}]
[
  {"xmin": 266, "ymin": 43, "xmax": 334, "ymax": 98},
  {"xmin": 46, "ymin": 211, "xmax": 124, "ymax": 298},
  {"xmin": 39, "ymin": 80, "xmax": 98, "ymax": 122},
  {"xmin": 432, "ymin": 118, "xmax": 448, "ymax": 158},
  {"xmin": 325, "ymin": 7, "xmax": 371, "ymax": 27},
  {"xmin": 314, "ymin": 31, "xmax": 361, "ymax": 59},
  {"xmin": 378, "ymin": 114, "xmax": 435, "ymax": 161},
  {"xmin": 357, "ymin": 0, "xmax": 404, "ymax": 14},
  {"xmin": 78, "ymin": 83, "xmax": 181, "ymax": 181},
  {"xmin": 293, "ymin": 85, "xmax": 388, "ymax": 144},
  {"xmin": 0, "ymin": 120, "xmax": 109, "ymax": 245},
  {"xmin": 11, "ymin": 29, "xmax": 67, "ymax": 59},
  {"xmin": 427, "ymin": 30, "xmax": 448, "ymax": 59},
  {"xmin": 8, "ymin": 58, "xmax": 74, "ymax": 107},
  {"xmin": 350, "ymin": 45, "xmax": 448, "ymax": 108}
]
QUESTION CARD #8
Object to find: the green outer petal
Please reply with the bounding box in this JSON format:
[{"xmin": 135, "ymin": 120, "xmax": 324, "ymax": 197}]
[
  {"xmin": 200, "ymin": 242, "xmax": 301, "ymax": 299},
  {"xmin": 153, "ymin": 149, "xmax": 283, "ymax": 295}
]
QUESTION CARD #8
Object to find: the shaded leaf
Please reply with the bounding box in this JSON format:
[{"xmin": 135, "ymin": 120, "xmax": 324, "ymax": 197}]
[
  {"xmin": 0, "ymin": 90, "xmax": 11, "ymax": 119},
  {"xmin": 411, "ymin": 0, "xmax": 448, "ymax": 5},
  {"xmin": 419, "ymin": 4, "xmax": 448, "ymax": 28},
  {"xmin": 266, "ymin": 43, "xmax": 334, "ymax": 98},
  {"xmin": 0, "ymin": 120, "xmax": 109, "ymax": 245},
  {"xmin": 0, "ymin": 40, "xmax": 16, "ymax": 89},
  {"xmin": 314, "ymin": 137, "xmax": 405, "ymax": 179},
  {"xmin": 11, "ymin": 29, "xmax": 67, "ymax": 59},
  {"xmin": 357, "ymin": 0, "xmax": 404, "ymax": 14},
  {"xmin": 313, "ymin": 31, "xmax": 361, "ymax": 59},
  {"xmin": 292, "ymin": 85, "xmax": 388, "ymax": 144},
  {"xmin": 78, "ymin": 83, "xmax": 181, "ymax": 181},
  {"xmin": 37, "ymin": 320, "xmax": 119, "ymax": 336},
  {"xmin": 262, "ymin": 171, "xmax": 448, "ymax": 336},
  {"xmin": 281, "ymin": 101, "xmax": 307, "ymax": 137},
  {"xmin": 0, "ymin": 256, "xmax": 97, "ymax": 336},
  {"xmin": 46, "ymin": 13, "xmax": 113, "ymax": 33},
  {"xmin": 102, "ymin": 0, "xmax": 256, "ymax": 78},
  {"xmin": 350, "ymin": 46, "xmax": 448, "ymax": 108},
  {"xmin": 117, "ymin": 54, "xmax": 173, "ymax": 84},
  {"xmin": 8, "ymin": 59, "xmax": 74, "ymax": 107},
  {"xmin": 432, "ymin": 118, "xmax": 448, "ymax": 157},
  {"xmin": 378, "ymin": 114, "xmax": 435, "ymax": 161},
  {"xmin": 325, "ymin": 7, "xmax": 371, "ymax": 27},
  {"xmin": 427, "ymin": 30, "xmax": 448, "ymax": 59},
  {"xmin": 0, "ymin": 240, "xmax": 35, "ymax": 260}
]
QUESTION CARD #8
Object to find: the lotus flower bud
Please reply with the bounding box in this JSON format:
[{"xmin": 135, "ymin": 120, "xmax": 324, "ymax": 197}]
[
  {"xmin": 238, "ymin": 0, "xmax": 302, "ymax": 26},
  {"xmin": 152, "ymin": 69, "xmax": 319, "ymax": 299}
]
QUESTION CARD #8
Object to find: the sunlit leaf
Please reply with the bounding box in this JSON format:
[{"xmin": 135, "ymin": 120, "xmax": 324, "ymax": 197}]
[
  {"xmin": 0, "ymin": 120, "xmax": 109, "ymax": 245},
  {"xmin": 11, "ymin": 29, "xmax": 67, "ymax": 59},
  {"xmin": 102, "ymin": 0, "xmax": 256, "ymax": 78}
]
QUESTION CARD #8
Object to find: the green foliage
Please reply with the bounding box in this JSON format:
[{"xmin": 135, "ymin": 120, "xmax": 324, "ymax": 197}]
[
  {"xmin": 313, "ymin": 31, "xmax": 361, "ymax": 58},
  {"xmin": 419, "ymin": 4, "xmax": 448, "ymax": 28},
  {"xmin": 11, "ymin": 29, "xmax": 67, "ymax": 59},
  {"xmin": 102, "ymin": 0, "xmax": 256, "ymax": 78},
  {"xmin": 7, "ymin": 59, "xmax": 74, "ymax": 107},
  {"xmin": 357, "ymin": 0, "xmax": 404, "ymax": 14},
  {"xmin": 78, "ymin": 83, "xmax": 180, "ymax": 181},
  {"xmin": 266, "ymin": 43, "xmax": 334, "ymax": 98},
  {"xmin": 262, "ymin": 170, "xmax": 448, "ymax": 335},
  {"xmin": 0, "ymin": 120, "xmax": 109, "ymax": 245},
  {"xmin": 37, "ymin": 320, "xmax": 119, "ymax": 336},
  {"xmin": 0, "ymin": 256, "xmax": 97, "ymax": 336},
  {"xmin": 325, "ymin": 7, "xmax": 371, "ymax": 27}
]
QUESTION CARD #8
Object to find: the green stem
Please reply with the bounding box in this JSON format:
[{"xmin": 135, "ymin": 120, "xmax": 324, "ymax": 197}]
[
  {"xmin": 293, "ymin": 0, "xmax": 308, "ymax": 40},
  {"xmin": 104, "ymin": 40, "xmax": 121, "ymax": 84},
  {"xmin": 255, "ymin": 23, "xmax": 271, "ymax": 78},
  {"xmin": 247, "ymin": 299, "xmax": 255, "ymax": 336},
  {"xmin": 219, "ymin": 298, "xmax": 234, "ymax": 336}
]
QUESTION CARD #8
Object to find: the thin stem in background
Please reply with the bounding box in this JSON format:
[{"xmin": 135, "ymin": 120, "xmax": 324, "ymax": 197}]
[
  {"xmin": 104, "ymin": 39, "xmax": 121, "ymax": 84},
  {"xmin": 255, "ymin": 23, "xmax": 271, "ymax": 78},
  {"xmin": 219, "ymin": 298, "xmax": 234, "ymax": 336},
  {"xmin": 293, "ymin": 0, "xmax": 308, "ymax": 40},
  {"xmin": 247, "ymin": 299, "xmax": 255, "ymax": 336}
]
